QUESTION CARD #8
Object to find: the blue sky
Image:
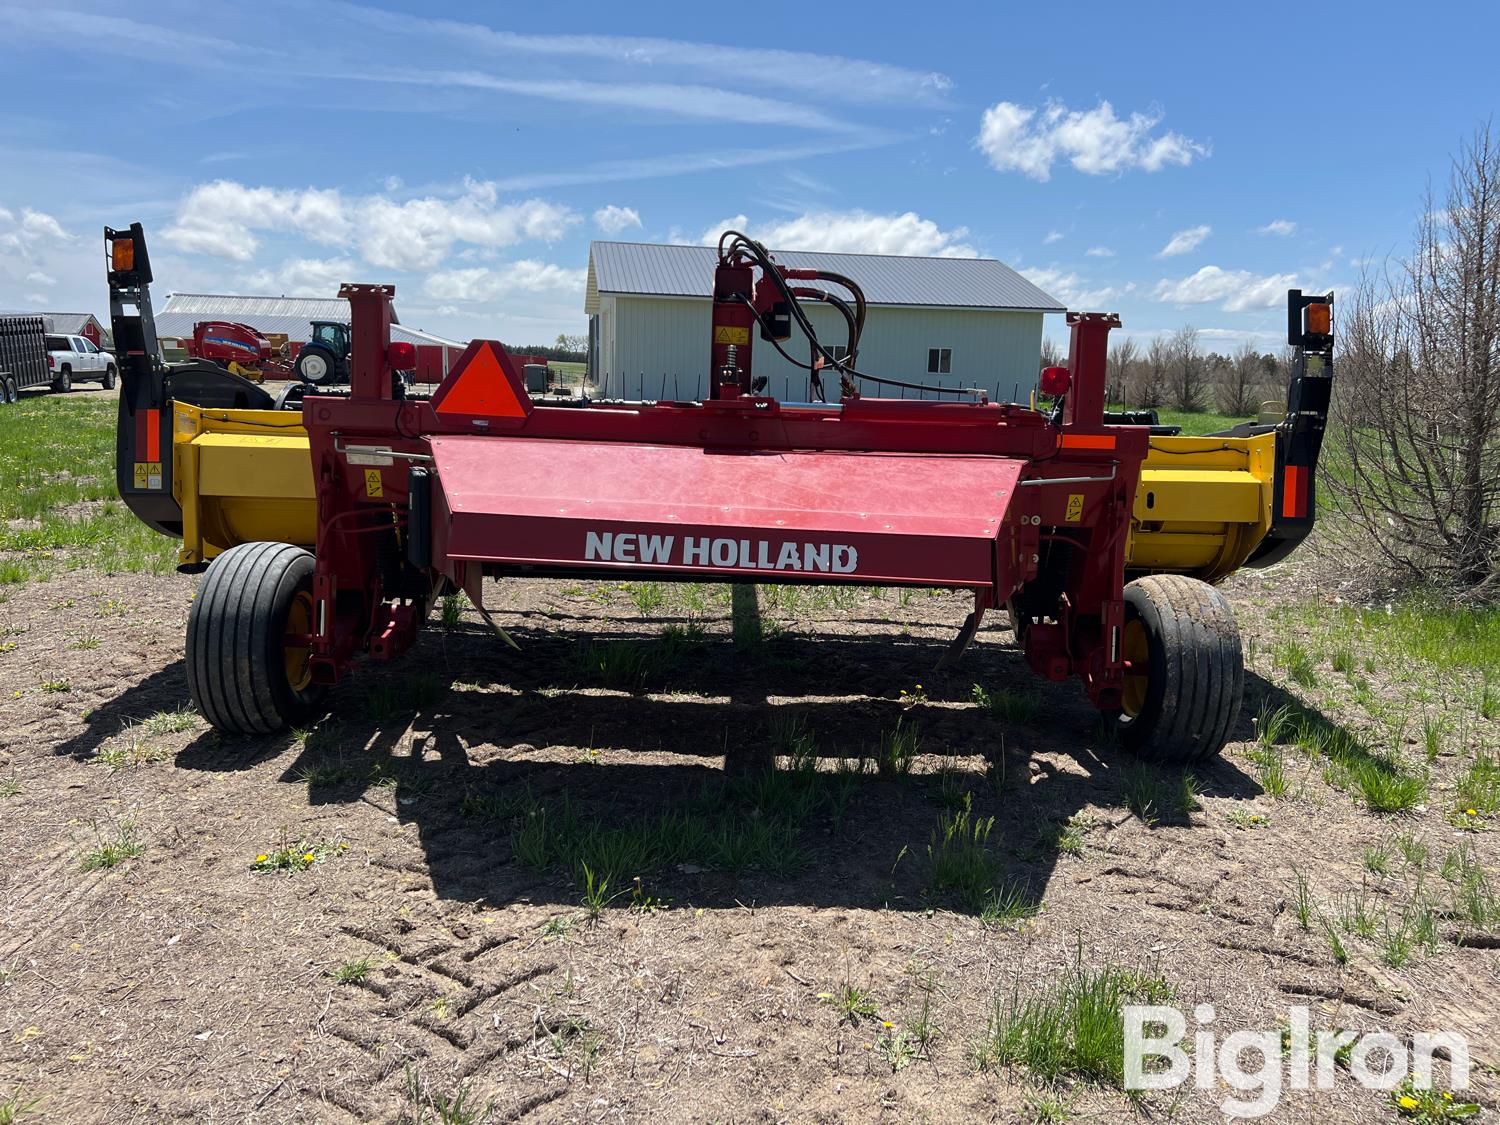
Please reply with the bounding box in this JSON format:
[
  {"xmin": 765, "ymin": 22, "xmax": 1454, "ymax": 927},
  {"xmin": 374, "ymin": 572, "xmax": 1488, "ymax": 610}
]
[{"xmin": 2, "ymin": 0, "xmax": 1496, "ymax": 353}]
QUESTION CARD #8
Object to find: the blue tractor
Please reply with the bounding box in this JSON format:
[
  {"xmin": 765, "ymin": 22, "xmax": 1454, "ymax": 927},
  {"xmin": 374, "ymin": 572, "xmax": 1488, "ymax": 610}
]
[{"xmin": 293, "ymin": 320, "xmax": 351, "ymax": 386}]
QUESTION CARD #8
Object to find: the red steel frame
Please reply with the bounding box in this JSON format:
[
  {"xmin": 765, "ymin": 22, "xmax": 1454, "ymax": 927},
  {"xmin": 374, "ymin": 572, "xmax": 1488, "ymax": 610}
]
[{"xmin": 301, "ymin": 281, "xmax": 1147, "ymax": 714}]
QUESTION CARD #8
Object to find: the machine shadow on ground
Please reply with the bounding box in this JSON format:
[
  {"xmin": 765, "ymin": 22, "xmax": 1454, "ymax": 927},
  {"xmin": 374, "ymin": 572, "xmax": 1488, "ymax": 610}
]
[{"xmin": 61, "ymin": 614, "xmax": 1291, "ymax": 921}]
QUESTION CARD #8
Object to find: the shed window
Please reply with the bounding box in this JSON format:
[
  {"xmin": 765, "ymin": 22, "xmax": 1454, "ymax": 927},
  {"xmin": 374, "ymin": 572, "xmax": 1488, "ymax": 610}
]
[
  {"xmin": 827, "ymin": 345, "xmax": 848, "ymax": 362},
  {"xmin": 927, "ymin": 347, "xmax": 952, "ymax": 375}
]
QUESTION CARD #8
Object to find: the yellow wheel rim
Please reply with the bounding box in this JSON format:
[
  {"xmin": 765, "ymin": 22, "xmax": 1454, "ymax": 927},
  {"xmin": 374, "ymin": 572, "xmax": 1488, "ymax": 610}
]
[
  {"xmin": 284, "ymin": 590, "xmax": 314, "ymax": 693},
  {"xmin": 1121, "ymin": 617, "xmax": 1149, "ymax": 718}
]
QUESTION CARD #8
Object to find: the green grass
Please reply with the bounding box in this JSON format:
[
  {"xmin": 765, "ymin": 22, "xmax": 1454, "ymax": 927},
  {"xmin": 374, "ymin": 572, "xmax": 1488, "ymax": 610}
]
[
  {"xmin": 80, "ymin": 820, "xmax": 144, "ymax": 870},
  {"xmin": 875, "ymin": 717, "xmax": 921, "ymax": 777},
  {"xmin": 1350, "ymin": 758, "xmax": 1428, "ymax": 814},
  {"xmin": 1247, "ymin": 742, "xmax": 1291, "ymax": 798},
  {"xmin": 403, "ymin": 1064, "xmax": 493, "ymax": 1125},
  {"xmin": 1289, "ymin": 599, "xmax": 1500, "ymax": 678},
  {"xmin": 1455, "ymin": 752, "xmax": 1500, "ymax": 824},
  {"xmin": 1291, "ymin": 869, "xmax": 1313, "ymax": 930},
  {"xmin": 573, "ymin": 626, "xmax": 704, "ymax": 692},
  {"xmin": 1362, "ymin": 841, "xmax": 1393, "ymax": 876},
  {"xmin": 971, "ymin": 683, "xmax": 1041, "ymax": 724},
  {"xmin": 927, "ymin": 794, "xmax": 999, "ymax": 910},
  {"xmin": 1109, "ymin": 404, "xmax": 1254, "ymax": 436},
  {"xmin": 1274, "ymin": 639, "xmax": 1318, "ymax": 688},
  {"xmin": 251, "ymin": 836, "xmax": 346, "ymax": 874},
  {"xmin": 823, "ymin": 981, "xmax": 879, "ymax": 1025},
  {"xmin": 0, "ymin": 395, "xmax": 178, "ymax": 584},
  {"xmin": 329, "ymin": 957, "xmax": 377, "ymax": 984},
  {"xmin": 1256, "ymin": 698, "xmax": 1429, "ymax": 813},
  {"xmin": 975, "ymin": 949, "xmax": 1172, "ymax": 1086},
  {"xmin": 0, "ymin": 1089, "xmax": 44, "ymax": 1124},
  {"xmin": 504, "ymin": 766, "xmax": 830, "ymax": 894},
  {"xmin": 140, "ymin": 706, "xmax": 197, "ymax": 736},
  {"xmin": 1118, "ymin": 761, "xmax": 1198, "ymax": 823}
]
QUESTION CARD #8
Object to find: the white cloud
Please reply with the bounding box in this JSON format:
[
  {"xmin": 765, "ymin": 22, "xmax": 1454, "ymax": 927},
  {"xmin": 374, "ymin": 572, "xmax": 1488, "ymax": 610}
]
[
  {"xmin": 1156, "ymin": 224, "xmax": 1211, "ymax": 258},
  {"xmin": 1043, "ymin": 230, "xmax": 1064, "ymax": 244},
  {"xmin": 244, "ymin": 257, "xmax": 360, "ymax": 296},
  {"xmin": 976, "ymin": 99, "xmax": 1207, "ymax": 181},
  {"xmin": 593, "ymin": 205, "xmax": 642, "ymax": 235},
  {"xmin": 1085, "ymin": 246, "xmax": 1115, "ymax": 258},
  {"xmin": 326, "ymin": 8, "xmax": 952, "ymax": 108},
  {"xmin": 379, "ymin": 69, "xmax": 858, "ymax": 132},
  {"xmin": 162, "ymin": 178, "xmax": 578, "ymax": 270},
  {"xmin": 421, "ymin": 261, "xmax": 587, "ymax": 303},
  {"xmin": 24, "ymin": 270, "xmax": 56, "ymax": 286},
  {"xmin": 1258, "ymin": 219, "xmax": 1297, "ymax": 236},
  {"xmin": 20, "ymin": 209, "xmax": 69, "ymax": 241},
  {"xmin": 1020, "ymin": 267, "xmax": 1127, "ymax": 309},
  {"xmin": 700, "ymin": 210, "xmax": 976, "ymax": 257},
  {"xmin": 1152, "ymin": 265, "xmax": 1297, "ymax": 312},
  {"xmin": 0, "ymin": 205, "xmax": 71, "ymax": 253}
]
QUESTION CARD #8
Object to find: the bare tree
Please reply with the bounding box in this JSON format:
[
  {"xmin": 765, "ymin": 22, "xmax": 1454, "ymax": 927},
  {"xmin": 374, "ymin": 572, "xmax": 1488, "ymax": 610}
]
[
  {"xmin": 1332, "ymin": 123, "xmax": 1500, "ymax": 596},
  {"xmin": 1217, "ymin": 341, "xmax": 1264, "ymax": 416},
  {"xmin": 1039, "ymin": 336, "xmax": 1064, "ymax": 373},
  {"xmin": 1135, "ymin": 336, "xmax": 1170, "ymax": 408},
  {"xmin": 1107, "ymin": 337, "xmax": 1139, "ymax": 407},
  {"xmin": 1167, "ymin": 326, "xmax": 1206, "ymax": 412}
]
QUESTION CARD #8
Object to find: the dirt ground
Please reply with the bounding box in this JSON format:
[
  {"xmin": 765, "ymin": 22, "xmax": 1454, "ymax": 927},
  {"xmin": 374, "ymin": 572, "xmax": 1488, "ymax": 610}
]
[{"xmin": 0, "ymin": 552, "xmax": 1496, "ymax": 1123}]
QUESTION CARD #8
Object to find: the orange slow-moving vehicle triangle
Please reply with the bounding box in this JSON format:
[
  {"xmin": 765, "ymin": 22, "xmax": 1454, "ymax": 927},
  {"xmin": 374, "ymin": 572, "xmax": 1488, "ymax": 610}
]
[{"xmin": 434, "ymin": 341, "xmax": 531, "ymax": 419}]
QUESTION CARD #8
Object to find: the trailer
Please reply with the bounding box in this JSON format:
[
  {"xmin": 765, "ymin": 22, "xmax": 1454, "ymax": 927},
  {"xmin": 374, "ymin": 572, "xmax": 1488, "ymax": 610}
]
[
  {"xmin": 0, "ymin": 315, "xmax": 51, "ymax": 403},
  {"xmin": 106, "ymin": 223, "xmax": 1333, "ymax": 763}
]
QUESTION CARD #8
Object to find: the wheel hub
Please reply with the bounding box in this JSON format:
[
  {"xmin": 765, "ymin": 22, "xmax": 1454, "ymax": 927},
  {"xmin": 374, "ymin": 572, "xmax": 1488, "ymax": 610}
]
[{"xmin": 284, "ymin": 590, "xmax": 314, "ymax": 692}]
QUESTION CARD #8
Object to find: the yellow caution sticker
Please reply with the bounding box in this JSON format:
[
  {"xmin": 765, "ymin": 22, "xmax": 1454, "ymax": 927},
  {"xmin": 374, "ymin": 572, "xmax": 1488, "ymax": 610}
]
[
  {"xmin": 364, "ymin": 469, "xmax": 384, "ymax": 498},
  {"xmin": 1065, "ymin": 493, "xmax": 1084, "ymax": 522},
  {"xmin": 714, "ymin": 325, "xmax": 750, "ymax": 346},
  {"xmin": 133, "ymin": 462, "xmax": 163, "ymax": 490}
]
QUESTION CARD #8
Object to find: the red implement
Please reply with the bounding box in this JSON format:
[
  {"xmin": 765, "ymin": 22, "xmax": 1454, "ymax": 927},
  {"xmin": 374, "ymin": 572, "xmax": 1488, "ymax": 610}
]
[
  {"xmin": 430, "ymin": 436, "xmax": 1026, "ymax": 588},
  {"xmin": 297, "ymin": 280, "xmax": 1145, "ymax": 719}
]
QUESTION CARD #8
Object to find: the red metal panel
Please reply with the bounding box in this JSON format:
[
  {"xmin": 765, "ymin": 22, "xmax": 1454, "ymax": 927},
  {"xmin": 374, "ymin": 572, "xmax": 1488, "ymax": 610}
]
[{"xmin": 429, "ymin": 436, "xmax": 1024, "ymax": 588}]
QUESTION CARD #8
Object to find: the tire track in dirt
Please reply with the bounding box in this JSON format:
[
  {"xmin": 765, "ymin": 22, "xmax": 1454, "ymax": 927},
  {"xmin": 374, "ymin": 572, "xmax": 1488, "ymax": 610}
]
[
  {"xmin": 0, "ymin": 839, "xmax": 112, "ymax": 961},
  {"xmin": 312, "ymin": 916, "xmax": 566, "ymax": 1119}
]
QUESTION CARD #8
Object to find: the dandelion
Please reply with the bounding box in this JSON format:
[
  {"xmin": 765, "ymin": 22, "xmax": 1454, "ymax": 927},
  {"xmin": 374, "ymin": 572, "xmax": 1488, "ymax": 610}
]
[
  {"xmin": 255, "ymin": 854, "xmax": 269, "ymax": 862},
  {"xmin": 1397, "ymin": 1095, "xmax": 1418, "ymax": 1109},
  {"xmin": 302, "ymin": 852, "xmax": 315, "ymax": 863},
  {"xmin": 882, "ymin": 1020, "xmax": 894, "ymax": 1028},
  {"xmin": 338, "ymin": 842, "xmax": 349, "ymax": 850},
  {"xmin": 1465, "ymin": 808, "xmax": 1478, "ymax": 816}
]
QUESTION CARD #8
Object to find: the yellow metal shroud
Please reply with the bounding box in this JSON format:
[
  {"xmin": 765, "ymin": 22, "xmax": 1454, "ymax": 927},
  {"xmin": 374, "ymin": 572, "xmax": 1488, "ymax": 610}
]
[{"xmin": 171, "ymin": 402, "xmax": 1278, "ymax": 580}]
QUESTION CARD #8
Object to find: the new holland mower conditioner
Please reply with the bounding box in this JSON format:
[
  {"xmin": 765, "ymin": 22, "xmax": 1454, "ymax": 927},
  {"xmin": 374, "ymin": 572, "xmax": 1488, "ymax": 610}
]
[{"xmin": 105, "ymin": 222, "xmax": 1333, "ymax": 764}]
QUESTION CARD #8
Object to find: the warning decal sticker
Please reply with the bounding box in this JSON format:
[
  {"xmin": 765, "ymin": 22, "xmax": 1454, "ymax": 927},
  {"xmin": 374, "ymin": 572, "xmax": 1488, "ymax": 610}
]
[{"xmin": 133, "ymin": 462, "xmax": 163, "ymax": 490}]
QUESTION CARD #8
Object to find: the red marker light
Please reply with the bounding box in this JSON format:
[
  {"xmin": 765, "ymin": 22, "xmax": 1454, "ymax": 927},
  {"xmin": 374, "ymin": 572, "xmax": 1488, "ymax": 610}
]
[
  {"xmin": 387, "ymin": 341, "xmax": 417, "ymax": 370},
  {"xmin": 1040, "ymin": 366, "xmax": 1071, "ymax": 397}
]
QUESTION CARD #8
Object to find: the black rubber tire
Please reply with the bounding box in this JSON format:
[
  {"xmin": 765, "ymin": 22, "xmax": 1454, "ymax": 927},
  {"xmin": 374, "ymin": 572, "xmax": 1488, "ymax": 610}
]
[
  {"xmin": 52, "ymin": 366, "xmax": 72, "ymax": 393},
  {"xmin": 102, "ymin": 365, "xmax": 116, "ymax": 390},
  {"xmin": 186, "ymin": 542, "xmax": 327, "ymax": 735},
  {"xmin": 1113, "ymin": 574, "xmax": 1243, "ymax": 764},
  {"xmin": 295, "ymin": 345, "xmax": 339, "ymax": 386},
  {"xmin": 1, "ymin": 377, "xmax": 16, "ymax": 404}
]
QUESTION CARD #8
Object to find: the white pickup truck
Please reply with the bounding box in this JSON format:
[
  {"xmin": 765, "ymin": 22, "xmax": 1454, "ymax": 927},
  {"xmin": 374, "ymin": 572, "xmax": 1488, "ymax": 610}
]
[{"xmin": 45, "ymin": 333, "xmax": 117, "ymax": 392}]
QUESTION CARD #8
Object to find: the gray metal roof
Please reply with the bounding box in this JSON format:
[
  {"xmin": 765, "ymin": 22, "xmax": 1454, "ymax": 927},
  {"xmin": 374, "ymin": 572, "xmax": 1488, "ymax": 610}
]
[
  {"xmin": 156, "ymin": 293, "xmax": 464, "ymax": 347},
  {"xmin": 0, "ymin": 310, "xmax": 103, "ymax": 335},
  {"xmin": 585, "ymin": 241, "xmax": 1064, "ymax": 314}
]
